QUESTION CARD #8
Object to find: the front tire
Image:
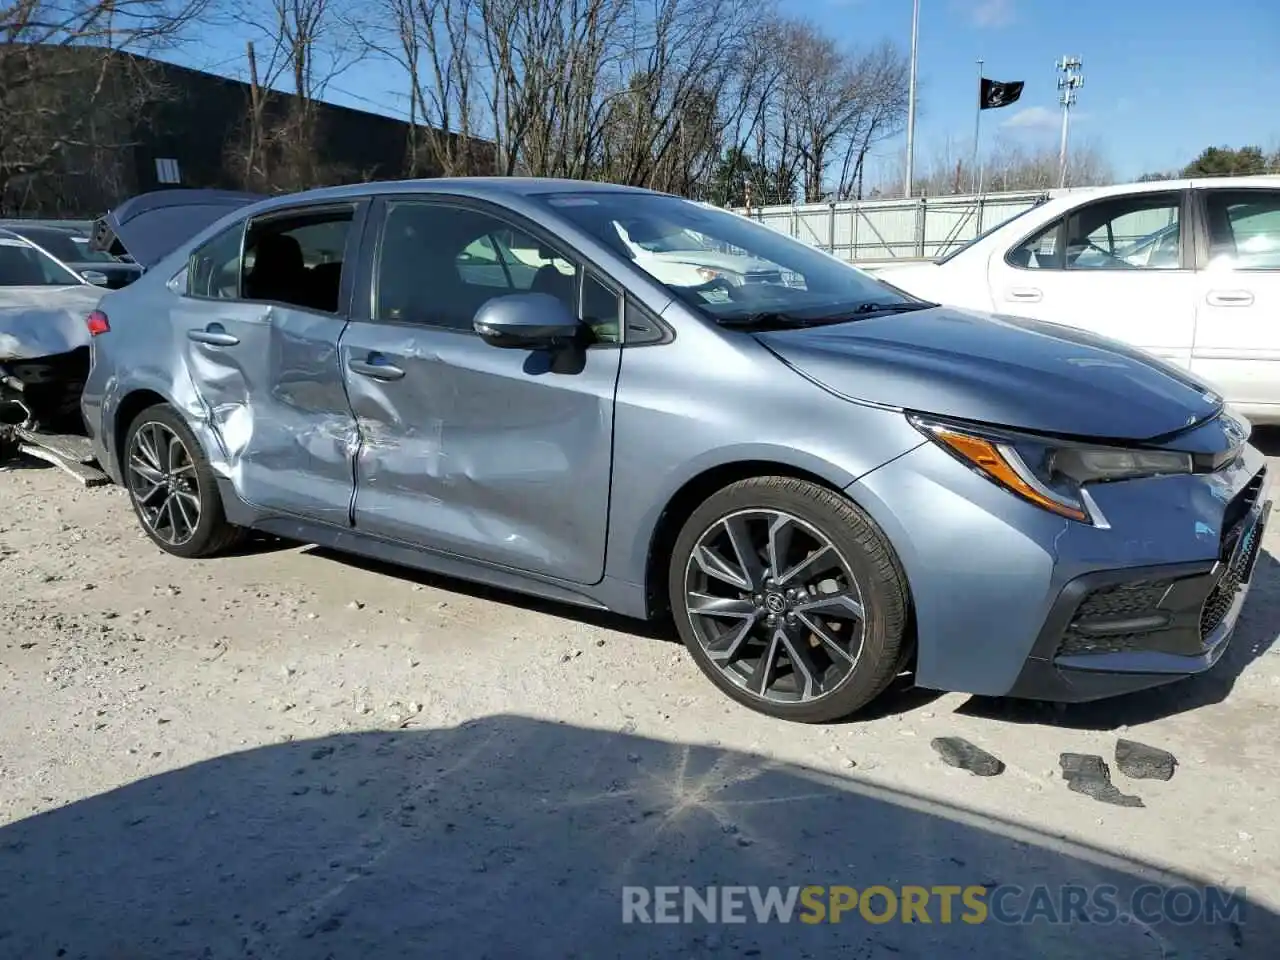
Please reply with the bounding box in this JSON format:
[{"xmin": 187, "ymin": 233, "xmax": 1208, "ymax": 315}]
[
  {"xmin": 669, "ymin": 477, "xmax": 910, "ymax": 723},
  {"xmin": 122, "ymin": 404, "xmax": 244, "ymax": 559}
]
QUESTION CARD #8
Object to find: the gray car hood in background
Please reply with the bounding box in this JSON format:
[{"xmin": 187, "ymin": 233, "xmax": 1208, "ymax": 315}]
[
  {"xmin": 756, "ymin": 307, "xmax": 1222, "ymax": 442},
  {"xmin": 0, "ymin": 285, "xmax": 102, "ymax": 361}
]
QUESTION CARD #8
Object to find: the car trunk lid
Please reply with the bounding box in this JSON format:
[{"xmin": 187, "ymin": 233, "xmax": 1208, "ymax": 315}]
[{"xmin": 90, "ymin": 189, "xmax": 264, "ymax": 269}]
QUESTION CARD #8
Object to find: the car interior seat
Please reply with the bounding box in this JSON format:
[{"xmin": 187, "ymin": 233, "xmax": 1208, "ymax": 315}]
[
  {"xmin": 530, "ymin": 257, "xmax": 577, "ymax": 313},
  {"xmin": 307, "ymin": 261, "xmax": 343, "ymax": 313},
  {"xmin": 245, "ymin": 233, "xmax": 306, "ymax": 304}
]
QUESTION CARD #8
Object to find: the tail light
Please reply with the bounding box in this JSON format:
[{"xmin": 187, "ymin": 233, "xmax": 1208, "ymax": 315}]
[{"xmin": 86, "ymin": 309, "xmax": 110, "ymax": 335}]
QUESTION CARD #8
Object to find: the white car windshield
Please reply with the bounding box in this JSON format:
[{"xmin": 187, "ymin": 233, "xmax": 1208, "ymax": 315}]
[
  {"xmin": 0, "ymin": 234, "xmax": 84, "ymax": 287},
  {"xmin": 538, "ymin": 192, "xmax": 925, "ymax": 326}
]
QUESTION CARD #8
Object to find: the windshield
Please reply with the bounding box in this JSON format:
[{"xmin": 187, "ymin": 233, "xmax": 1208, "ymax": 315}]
[
  {"xmin": 933, "ymin": 203, "xmax": 1044, "ymax": 265},
  {"xmin": 536, "ymin": 191, "xmax": 918, "ymax": 324},
  {"xmin": 0, "ymin": 234, "xmax": 84, "ymax": 286},
  {"xmin": 16, "ymin": 227, "xmax": 117, "ymax": 264}
]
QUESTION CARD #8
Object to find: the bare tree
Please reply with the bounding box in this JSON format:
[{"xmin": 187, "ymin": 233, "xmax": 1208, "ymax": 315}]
[
  {"xmin": 225, "ymin": 0, "xmax": 363, "ymax": 191},
  {"xmin": 710, "ymin": 18, "xmax": 909, "ymax": 205},
  {"xmin": 353, "ymin": 0, "xmax": 771, "ymax": 187},
  {"xmin": 352, "ymin": 0, "xmax": 485, "ymax": 176},
  {"xmin": 831, "ymin": 41, "xmax": 909, "ymax": 200},
  {"xmin": 901, "ymin": 135, "xmax": 1114, "ymax": 197},
  {"xmin": 1, "ymin": 0, "xmax": 209, "ymax": 214}
]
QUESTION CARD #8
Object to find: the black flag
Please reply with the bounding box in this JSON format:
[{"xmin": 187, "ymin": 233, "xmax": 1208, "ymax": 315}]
[{"xmin": 980, "ymin": 78, "xmax": 1025, "ymax": 110}]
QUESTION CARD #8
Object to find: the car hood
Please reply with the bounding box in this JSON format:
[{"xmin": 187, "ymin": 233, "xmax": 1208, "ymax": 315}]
[
  {"xmin": 755, "ymin": 306, "xmax": 1223, "ymax": 441},
  {"xmin": 0, "ymin": 285, "xmax": 102, "ymax": 361}
]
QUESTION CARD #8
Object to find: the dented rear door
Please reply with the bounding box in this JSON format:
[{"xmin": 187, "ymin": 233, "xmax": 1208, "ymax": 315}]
[
  {"xmin": 177, "ymin": 201, "xmax": 366, "ymax": 526},
  {"xmin": 340, "ymin": 195, "xmax": 621, "ymax": 585}
]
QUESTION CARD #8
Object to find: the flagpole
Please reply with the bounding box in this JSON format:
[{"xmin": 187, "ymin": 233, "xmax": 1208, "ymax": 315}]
[
  {"xmin": 972, "ymin": 58, "xmax": 983, "ymax": 195},
  {"xmin": 903, "ymin": 0, "xmax": 920, "ymax": 198}
]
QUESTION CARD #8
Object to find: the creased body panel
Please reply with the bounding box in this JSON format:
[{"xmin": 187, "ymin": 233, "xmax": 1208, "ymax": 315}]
[
  {"xmin": 340, "ymin": 322, "xmax": 620, "ymax": 584},
  {"xmin": 177, "ymin": 299, "xmax": 356, "ymax": 526}
]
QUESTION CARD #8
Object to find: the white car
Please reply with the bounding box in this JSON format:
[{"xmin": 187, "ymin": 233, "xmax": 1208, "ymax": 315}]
[
  {"xmin": 1, "ymin": 227, "xmax": 105, "ymax": 432},
  {"xmin": 610, "ymin": 219, "xmax": 786, "ymax": 287},
  {"xmin": 879, "ymin": 176, "xmax": 1280, "ymax": 425}
]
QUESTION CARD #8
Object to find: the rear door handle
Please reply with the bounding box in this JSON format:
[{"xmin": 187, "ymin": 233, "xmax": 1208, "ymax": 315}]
[
  {"xmin": 187, "ymin": 322, "xmax": 240, "ymax": 347},
  {"xmin": 1005, "ymin": 288, "xmax": 1043, "ymax": 303},
  {"xmin": 348, "ymin": 355, "xmax": 405, "ymax": 381},
  {"xmin": 1206, "ymin": 290, "xmax": 1254, "ymax": 307}
]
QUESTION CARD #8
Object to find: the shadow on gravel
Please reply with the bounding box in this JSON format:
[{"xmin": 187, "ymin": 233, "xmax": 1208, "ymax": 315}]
[
  {"xmin": 0, "ymin": 716, "xmax": 1269, "ymax": 958},
  {"xmin": 958, "ymin": 548, "xmax": 1280, "ymax": 731}
]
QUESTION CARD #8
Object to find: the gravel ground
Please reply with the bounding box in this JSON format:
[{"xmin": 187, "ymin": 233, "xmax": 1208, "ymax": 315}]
[{"xmin": 0, "ymin": 442, "xmax": 1277, "ymax": 959}]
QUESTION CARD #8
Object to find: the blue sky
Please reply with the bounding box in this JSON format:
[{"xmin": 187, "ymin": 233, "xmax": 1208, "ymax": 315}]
[
  {"xmin": 833, "ymin": 0, "xmax": 1280, "ymax": 179},
  {"xmin": 177, "ymin": 0, "xmax": 1279, "ymax": 182}
]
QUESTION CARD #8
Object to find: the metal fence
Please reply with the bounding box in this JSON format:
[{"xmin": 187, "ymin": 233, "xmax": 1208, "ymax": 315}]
[{"xmin": 734, "ymin": 190, "xmax": 1070, "ymax": 266}]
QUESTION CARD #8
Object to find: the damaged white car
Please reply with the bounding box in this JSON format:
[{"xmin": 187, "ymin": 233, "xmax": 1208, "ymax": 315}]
[{"xmin": 0, "ymin": 227, "xmax": 108, "ymax": 479}]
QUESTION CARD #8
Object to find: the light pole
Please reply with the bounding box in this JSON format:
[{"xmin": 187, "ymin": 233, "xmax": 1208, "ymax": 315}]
[
  {"xmin": 1056, "ymin": 56, "xmax": 1083, "ymax": 188},
  {"xmin": 903, "ymin": 0, "xmax": 920, "ymax": 198},
  {"xmin": 972, "ymin": 57, "xmax": 983, "ymax": 194}
]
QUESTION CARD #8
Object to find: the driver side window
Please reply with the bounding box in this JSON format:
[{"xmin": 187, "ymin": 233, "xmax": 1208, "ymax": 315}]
[
  {"xmin": 374, "ymin": 201, "xmax": 621, "ymax": 342},
  {"xmin": 1009, "ymin": 194, "xmax": 1183, "ymax": 271}
]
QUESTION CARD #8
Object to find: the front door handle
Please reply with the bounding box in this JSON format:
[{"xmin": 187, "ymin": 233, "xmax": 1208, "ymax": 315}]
[
  {"xmin": 187, "ymin": 322, "xmax": 240, "ymax": 347},
  {"xmin": 1005, "ymin": 287, "xmax": 1043, "ymax": 303},
  {"xmin": 1206, "ymin": 290, "xmax": 1254, "ymax": 307},
  {"xmin": 348, "ymin": 355, "xmax": 405, "ymax": 381}
]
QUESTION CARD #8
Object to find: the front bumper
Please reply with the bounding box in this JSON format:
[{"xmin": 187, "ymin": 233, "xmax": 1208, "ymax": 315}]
[
  {"xmin": 846, "ymin": 427, "xmax": 1271, "ymax": 701},
  {"xmin": 1007, "ymin": 476, "xmax": 1269, "ymax": 701}
]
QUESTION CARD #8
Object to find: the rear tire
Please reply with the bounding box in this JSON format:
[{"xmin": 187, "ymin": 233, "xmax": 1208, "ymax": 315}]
[
  {"xmin": 668, "ymin": 476, "xmax": 910, "ymax": 723},
  {"xmin": 122, "ymin": 404, "xmax": 244, "ymax": 559}
]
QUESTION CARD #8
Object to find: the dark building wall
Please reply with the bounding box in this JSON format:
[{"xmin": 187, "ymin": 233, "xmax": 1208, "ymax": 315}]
[
  {"xmin": 4, "ymin": 46, "xmax": 483, "ymax": 217},
  {"xmin": 130, "ymin": 59, "xmax": 428, "ymax": 195}
]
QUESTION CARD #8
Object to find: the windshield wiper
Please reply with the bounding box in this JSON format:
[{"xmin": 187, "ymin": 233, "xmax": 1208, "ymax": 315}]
[
  {"xmin": 714, "ymin": 301, "xmax": 935, "ymax": 330},
  {"xmin": 714, "ymin": 311, "xmax": 816, "ymax": 329},
  {"xmin": 845, "ymin": 300, "xmax": 935, "ymax": 315}
]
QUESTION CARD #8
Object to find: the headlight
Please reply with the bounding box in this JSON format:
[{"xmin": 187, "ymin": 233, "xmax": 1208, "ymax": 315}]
[{"xmin": 908, "ymin": 414, "xmax": 1193, "ymax": 524}]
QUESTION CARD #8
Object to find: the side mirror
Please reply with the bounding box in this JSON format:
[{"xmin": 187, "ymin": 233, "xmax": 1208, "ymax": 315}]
[
  {"xmin": 473, "ymin": 292, "xmax": 583, "ymax": 349},
  {"xmin": 81, "ymin": 270, "xmax": 109, "ymax": 287}
]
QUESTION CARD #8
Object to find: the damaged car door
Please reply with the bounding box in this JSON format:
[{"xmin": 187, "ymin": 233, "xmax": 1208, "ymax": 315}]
[
  {"xmin": 339, "ymin": 196, "xmax": 622, "ymax": 584},
  {"xmin": 177, "ymin": 201, "xmax": 365, "ymax": 526}
]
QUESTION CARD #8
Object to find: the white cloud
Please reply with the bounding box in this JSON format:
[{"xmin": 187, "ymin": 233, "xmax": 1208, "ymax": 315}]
[
  {"xmin": 957, "ymin": 0, "xmax": 1016, "ymax": 27},
  {"xmin": 1001, "ymin": 106, "xmax": 1058, "ymax": 131}
]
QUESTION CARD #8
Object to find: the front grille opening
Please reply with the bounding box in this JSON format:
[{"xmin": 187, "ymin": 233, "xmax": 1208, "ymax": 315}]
[
  {"xmin": 1221, "ymin": 469, "xmax": 1265, "ymax": 548},
  {"xmin": 1201, "ymin": 517, "xmax": 1264, "ymax": 639}
]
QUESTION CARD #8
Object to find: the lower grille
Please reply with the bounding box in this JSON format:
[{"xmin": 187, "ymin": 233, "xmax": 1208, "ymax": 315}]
[
  {"xmin": 1072, "ymin": 580, "xmax": 1172, "ymax": 621},
  {"xmin": 1059, "ymin": 579, "xmax": 1174, "ymax": 656}
]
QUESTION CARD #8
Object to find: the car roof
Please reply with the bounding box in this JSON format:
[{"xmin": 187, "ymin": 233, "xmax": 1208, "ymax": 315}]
[
  {"xmin": 1046, "ymin": 174, "xmax": 1280, "ymax": 202},
  {"xmin": 242, "ymin": 176, "xmax": 659, "ymax": 213}
]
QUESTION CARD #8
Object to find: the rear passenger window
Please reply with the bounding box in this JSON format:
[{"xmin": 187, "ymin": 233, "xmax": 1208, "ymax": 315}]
[
  {"xmin": 187, "ymin": 226, "xmax": 244, "ymax": 299},
  {"xmin": 1204, "ymin": 190, "xmax": 1280, "ymax": 270},
  {"xmin": 242, "ymin": 209, "xmax": 354, "ymax": 313}
]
